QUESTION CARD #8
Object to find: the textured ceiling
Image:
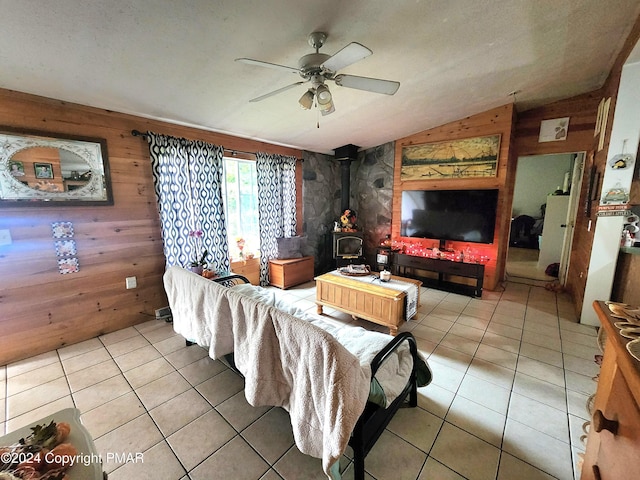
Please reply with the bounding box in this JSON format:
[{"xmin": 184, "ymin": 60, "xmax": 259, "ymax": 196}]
[{"xmin": 1, "ymin": 1, "xmax": 639, "ymax": 154}]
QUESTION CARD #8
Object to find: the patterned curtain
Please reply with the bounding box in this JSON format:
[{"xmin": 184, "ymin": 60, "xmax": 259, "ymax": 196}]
[
  {"xmin": 147, "ymin": 132, "xmax": 230, "ymax": 274},
  {"xmin": 256, "ymin": 152, "xmax": 297, "ymax": 285}
]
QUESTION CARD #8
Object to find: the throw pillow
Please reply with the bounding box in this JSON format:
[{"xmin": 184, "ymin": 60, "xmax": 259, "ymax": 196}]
[{"xmin": 277, "ymin": 236, "xmax": 303, "ymax": 259}]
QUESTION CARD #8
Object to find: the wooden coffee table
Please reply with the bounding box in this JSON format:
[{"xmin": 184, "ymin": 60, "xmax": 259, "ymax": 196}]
[{"xmin": 315, "ymin": 272, "xmax": 421, "ymax": 336}]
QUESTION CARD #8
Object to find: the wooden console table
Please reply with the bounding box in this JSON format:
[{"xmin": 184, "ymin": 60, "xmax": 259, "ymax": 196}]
[
  {"xmin": 392, "ymin": 253, "xmax": 484, "ymax": 297},
  {"xmin": 315, "ymin": 272, "xmax": 421, "ymax": 336}
]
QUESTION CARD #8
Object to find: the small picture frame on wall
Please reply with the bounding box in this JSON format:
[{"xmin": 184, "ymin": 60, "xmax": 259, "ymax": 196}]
[
  {"xmin": 538, "ymin": 117, "xmax": 570, "ymax": 142},
  {"xmin": 34, "ymin": 162, "xmax": 54, "ymax": 179},
  {"xmin": 9, "ymin": 160, "xmax": 25, "ymax": 177}
]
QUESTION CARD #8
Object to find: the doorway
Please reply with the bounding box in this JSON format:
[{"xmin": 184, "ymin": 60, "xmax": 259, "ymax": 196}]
[{"xmin": 506, "ymin": 152, "xmax": 585, "ymax": 285}]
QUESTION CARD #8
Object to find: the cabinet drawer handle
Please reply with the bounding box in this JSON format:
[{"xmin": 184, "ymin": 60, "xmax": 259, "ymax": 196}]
[{"xmin": 593, "ymin": 409, "xmax": 618, "ymax": 435}]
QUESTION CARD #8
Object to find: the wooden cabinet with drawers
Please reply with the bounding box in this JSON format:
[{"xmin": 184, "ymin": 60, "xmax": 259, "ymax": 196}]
[
  {"xmin": 268, "ymin": 256, "xmax": 314, "ymax": 289},
  {"xmin": 581, "ymin": 301, "xmax": 640, "ymax": 480}
]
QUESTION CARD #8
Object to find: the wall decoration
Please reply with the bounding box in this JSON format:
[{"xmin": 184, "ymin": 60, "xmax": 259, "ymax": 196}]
[
  {"xmin": 600, "ymin": 182, "xmax": 629, "ymax": 205},
  {"xmin": 52, "ymin": 222, "xmax": 79, "ymax": 273},
  {"xmin": 594, "ymin": 98, "xmax": 605, "ymax": 137},
  {"xmin": 538, "ymin": 117, "xmax": 570, "ymax": 142},
  {"xmin": 585, "ymin": 164, "xmax": 600, "ymax": 217},
  {"xmin": 54, "ymin": 239, "xmax": 77, "ymax": 257},
  {"xmin": 401, "ymin": 134, "xmax": 501, "ymax": 180},
  {"xmin": 34, "ymin": 162, "xmax": 54, "ymax": 179},
  {"xmin": 609, "ymin": 153, "xmax": 634, "ymax": 170},
  {"xmin": 598, "ymin": 180, "xmax": 630, "ymax": 217},
  {"xmin": 597, "ymin": 142, "xmax": 636, "ymax": 217},
  {"xmin": 58, "ymin": 257, "xmax": 80, "ymax": 274},
  {"xmin": 591, "ymin": 171, "xmax": 601, "ymax": 202},
  {"xmin": 0, "ymin": 127, "xmax": 113, "ymax": 206},
  {"xmin": 597, "ymin": 98, "xmax": 611, "ymax": 151},
  {"xmin": 52, "ymin": 221, "xmax": 74, "ymax": 238}
]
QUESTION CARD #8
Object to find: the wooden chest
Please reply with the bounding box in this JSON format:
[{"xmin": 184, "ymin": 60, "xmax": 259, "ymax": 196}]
[
  {"xmin": 230, "ymin": 257, "xmax": 260, "ymax": 285},
  {"xmin": 269, "ymin": 256, "xmax": 314, "ymax": 289},
  {"xmin": 315, "ymin": 272, "xmax": 421, "ymax": 336}
]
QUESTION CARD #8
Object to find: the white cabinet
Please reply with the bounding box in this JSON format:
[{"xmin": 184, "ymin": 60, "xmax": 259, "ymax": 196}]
[{"xmin": 537, "ymin": 195, "xmax": 570, "ymax": 270}]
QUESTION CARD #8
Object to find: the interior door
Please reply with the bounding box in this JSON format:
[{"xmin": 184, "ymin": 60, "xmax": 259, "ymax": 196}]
[
  {"xmin": 538, "ymin": 195, "xmax": 571, "ymax": 270},
  {"xmin": 559, "ymin": 153, "xmax": 585, "ymax": 285}
]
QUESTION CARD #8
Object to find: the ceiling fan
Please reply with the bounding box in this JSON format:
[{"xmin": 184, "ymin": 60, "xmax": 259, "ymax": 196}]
[{"xmin": 236, "ymin": 32, "xmax": 400, "ymax": 115}]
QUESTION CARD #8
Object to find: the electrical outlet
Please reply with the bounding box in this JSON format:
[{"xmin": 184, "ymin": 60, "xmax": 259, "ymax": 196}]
[
  {"xmin": 0, "ymin": 229, "xmax": 12, "ymax": 246},
  {"xmin": 125, "ymin": 276, "xmax": 137, "ymax": 289}
]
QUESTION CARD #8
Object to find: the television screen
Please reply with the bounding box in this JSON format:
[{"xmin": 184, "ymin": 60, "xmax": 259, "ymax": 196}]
[{"xmin": 400, "ymin": 189, "xmax": 499, "ymax": 244}]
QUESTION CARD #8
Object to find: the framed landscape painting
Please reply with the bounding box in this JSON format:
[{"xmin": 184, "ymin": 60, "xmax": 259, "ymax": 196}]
[{"xmin": 401, "ymin": 134, "xmax": 501, "ymax": 180}]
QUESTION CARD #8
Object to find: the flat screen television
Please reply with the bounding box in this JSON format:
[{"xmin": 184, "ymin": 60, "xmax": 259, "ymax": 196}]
[{"xmin": 400, "ymin": 189, "xmax": 499, "ymax": 244}]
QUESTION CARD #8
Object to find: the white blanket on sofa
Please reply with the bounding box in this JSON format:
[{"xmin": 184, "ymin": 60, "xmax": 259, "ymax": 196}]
[
  {"xmin": 230, "ymin": 283, "xmax": 414, "ymax": 408},
  {"xmin": 163, "ymin": 266, "xmax": 371, "ymax": 479}
]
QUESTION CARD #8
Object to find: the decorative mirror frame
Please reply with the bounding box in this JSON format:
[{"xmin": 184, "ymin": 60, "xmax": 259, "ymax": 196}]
[{"xmin": 0, "ymin": 127, "xmax": 113, "ymax": 207}]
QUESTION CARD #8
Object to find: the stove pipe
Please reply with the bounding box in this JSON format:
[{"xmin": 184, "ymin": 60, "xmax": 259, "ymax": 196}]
[{"xmin": 334, "ymin": 144, "xmax": 359, "ymax": 212}]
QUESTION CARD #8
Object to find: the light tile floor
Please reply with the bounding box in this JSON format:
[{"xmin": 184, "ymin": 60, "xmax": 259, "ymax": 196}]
[{"xmin": 1, "ymin": 281, "xmax": 600, "ymax": 480}]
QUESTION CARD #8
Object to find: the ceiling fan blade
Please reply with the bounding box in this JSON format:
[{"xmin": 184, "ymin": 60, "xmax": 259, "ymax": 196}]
[
  {"xmin": 321, "ymin": 42, "xmax": 372, "ymax": 72},
  {"xmin": 249, "ymin": 82, "xmax": 305, "ymax": 102},
  {"xmin": 334, "ymin": 74, "xmax": 400, "ymax": 95},
  {"xmin": 235, "ymin": 58, "xmax": 299, "ymax": 74}
]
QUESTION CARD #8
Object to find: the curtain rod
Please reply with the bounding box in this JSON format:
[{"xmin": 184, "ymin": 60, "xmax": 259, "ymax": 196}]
[
  {"xmin": 132, "ymin": 129, "xmax": 302, "ymax": 160},
  {"xmin": 131, "ymin": 129, "xmax": 147, "ymax": 138}
]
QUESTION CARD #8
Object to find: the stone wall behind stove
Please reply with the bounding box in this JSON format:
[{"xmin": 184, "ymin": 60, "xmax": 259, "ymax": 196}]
[
  {"xmin": 301, "ymin": 150, "xmax": 340, "ymax": 273},
  {"xmin": 301, "ymin": 142, "xmax": 395, "ymax": 273},
  {"xmin": 351, "ymin": 142, "xmax": 395, "ymax": 268}
]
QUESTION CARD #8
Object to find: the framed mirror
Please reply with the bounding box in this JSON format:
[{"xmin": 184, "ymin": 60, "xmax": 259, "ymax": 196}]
[{"xmin": 0, "ymin": 127, "xmax": 113, "ymax": 206}]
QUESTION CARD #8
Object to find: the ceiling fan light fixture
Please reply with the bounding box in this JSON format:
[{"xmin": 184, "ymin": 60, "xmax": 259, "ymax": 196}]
[
  {"xmin": 315, "ymin": 84, "xmax": 332, "ymax": 106},
  {"xmin": 299, "ymin": 90, "xmax": 314, "ymax": 110},
  {"xmin": 317, "ymin": 99, "xmax": 333, "ymax": 112},
  {"xmin": 320, "ymin": 99, "xmax": 335, "ymax": 116}
]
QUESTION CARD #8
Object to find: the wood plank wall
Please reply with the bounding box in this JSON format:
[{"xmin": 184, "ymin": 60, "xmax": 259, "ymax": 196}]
[
  {"xmin": 515, "ymin": 13, "xmax": 640, "ymax": 316},
  {"xmin": 392, "ymin": 104, "xmax": 516, "ymax": 292},
  {"xmin": 514, "ymin": 91, "xmax": 600, "ymax": 313},
  {"xmin": 1, "ymin": 11, "xmax": 638, "ymax": 363},
  {"xmin": 0, "ymin": 88, "xmax": 301, "ymax": 366}
]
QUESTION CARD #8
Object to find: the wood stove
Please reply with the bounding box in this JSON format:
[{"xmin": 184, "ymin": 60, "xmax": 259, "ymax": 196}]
[
  {"xmin": 332, "ymin": 231, "xmax": 364, "ymax": 267},
  {"xmin": 330, "ymin": 144, "xmax": 366, "ymax": 267}
]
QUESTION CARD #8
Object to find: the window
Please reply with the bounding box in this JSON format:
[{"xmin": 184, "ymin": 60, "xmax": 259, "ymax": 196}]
[{"xmin": 222, "ymin": 158, "xmax": 259, "ymax": 260}]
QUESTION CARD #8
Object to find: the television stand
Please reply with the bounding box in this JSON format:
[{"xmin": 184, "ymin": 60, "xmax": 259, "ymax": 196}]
[{"xmin": 392, "ymin": 253, "xmax": 484, "ymax": 298}]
